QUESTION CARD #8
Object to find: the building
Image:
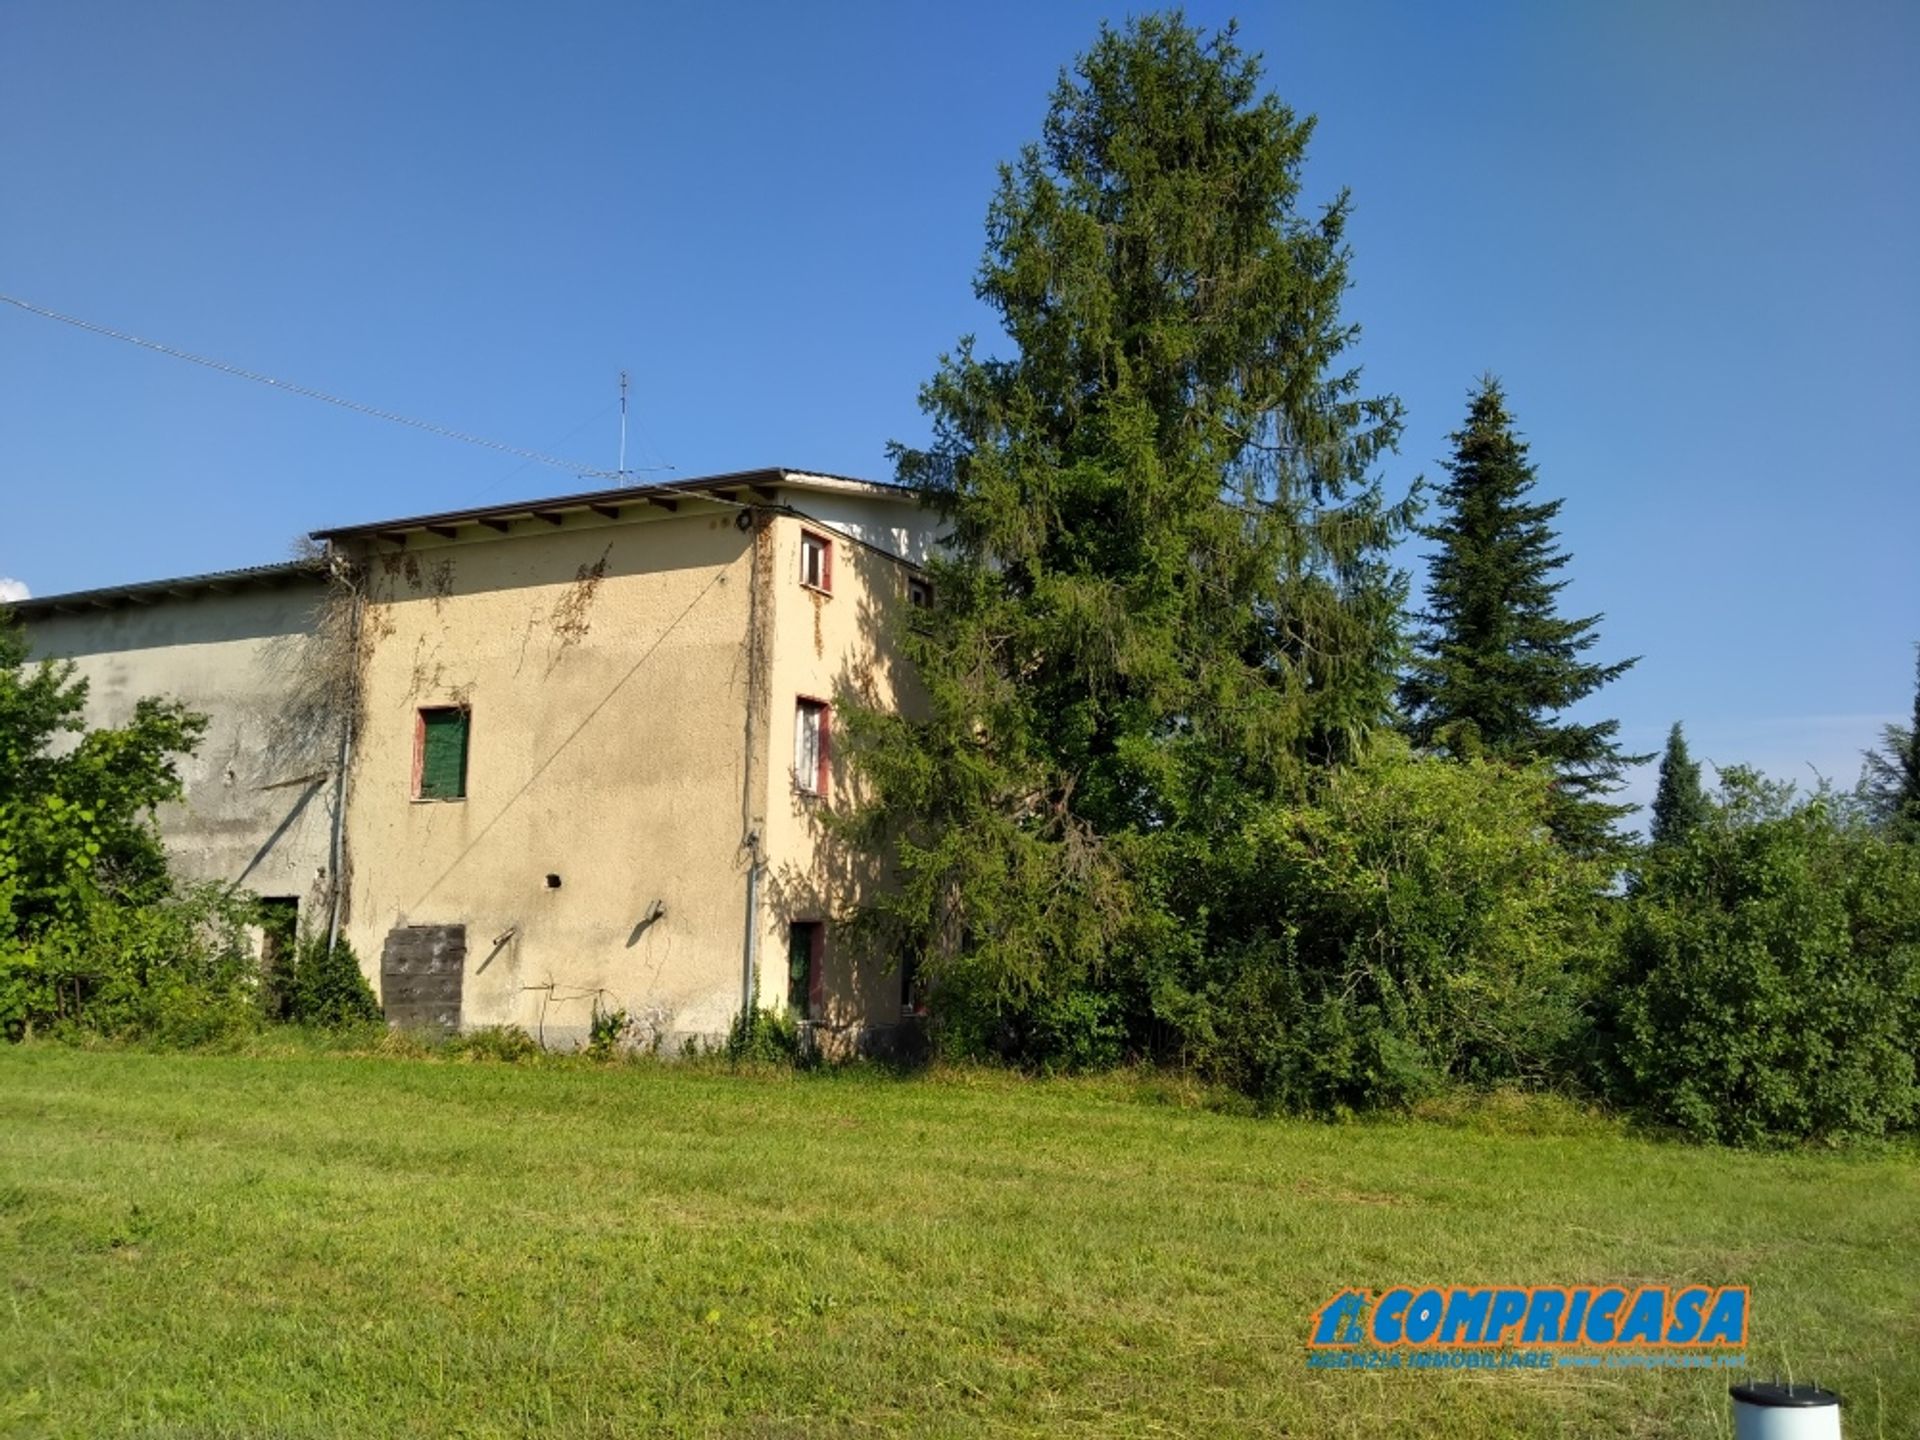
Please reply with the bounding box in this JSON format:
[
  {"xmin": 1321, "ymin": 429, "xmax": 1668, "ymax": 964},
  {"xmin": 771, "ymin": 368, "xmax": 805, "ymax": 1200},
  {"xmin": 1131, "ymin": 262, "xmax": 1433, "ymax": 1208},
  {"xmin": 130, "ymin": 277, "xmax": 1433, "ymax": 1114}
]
[
  {"xmin": 314, "ymin": 467, "xmax": 935, "ymax": 1051},
  {"xmin": 17, "ymin": 469, "xmax": 936, "ymax": 1050},
  {"xmin": 14, "ymin": 560, "xmax": 345, "ymax": 956}
]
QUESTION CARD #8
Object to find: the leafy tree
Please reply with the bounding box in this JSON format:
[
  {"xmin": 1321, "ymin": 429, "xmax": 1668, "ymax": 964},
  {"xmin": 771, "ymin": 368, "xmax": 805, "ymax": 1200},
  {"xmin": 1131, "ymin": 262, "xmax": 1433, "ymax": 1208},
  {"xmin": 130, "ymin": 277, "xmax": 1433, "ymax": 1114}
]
[
  {"xmin": 1649, "ymin": 721, "xmax": 1709, "ymax": 846},
  {"xmin": 0, "ymin": 610, "xmax": 230, "ymax": 1039},
  {"xmin": 1171, "ymin": 738, "xmax": 1614, "ymax": 1112},
  {"xmin": 1860, "ymin": 647, "xmax": 1920, "ymax": 841},
  {"xmin": 838, "ymin": 15, "xmax": 1413, "ymax": 1056},
  {"xmin": 1611, "ymin": 768, "xmax": 1920, "ymax": 1144},
  {"xmin": 1400, "ymin": 379, "xmax": 1648, "ymax": 853},
  {"xmin": 0, "ymin": 614, "xmax": 204, "ymax": 938}
]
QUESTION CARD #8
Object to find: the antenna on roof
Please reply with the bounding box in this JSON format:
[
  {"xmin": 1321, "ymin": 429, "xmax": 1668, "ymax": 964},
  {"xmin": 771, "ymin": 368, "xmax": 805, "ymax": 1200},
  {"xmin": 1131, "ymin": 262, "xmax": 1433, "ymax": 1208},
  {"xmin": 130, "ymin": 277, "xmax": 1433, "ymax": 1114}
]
[{"xmin": 617, "ymin": 370, "xmax": 629, "ymax": 480}]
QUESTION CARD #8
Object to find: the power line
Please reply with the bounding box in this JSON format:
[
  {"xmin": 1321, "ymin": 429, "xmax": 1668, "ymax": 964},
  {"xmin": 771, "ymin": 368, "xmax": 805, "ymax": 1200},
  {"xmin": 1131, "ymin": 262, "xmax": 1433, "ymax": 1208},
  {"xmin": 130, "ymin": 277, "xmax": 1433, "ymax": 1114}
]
[
  {"xmin": 0, "ymin": 294, "xmax": 928, "ymax": 572},
  {"xmin": 466, "ymin": 399, "xmax": 622, "ymax": 504},
  {"xmin": 0, "ymin": 291, "xmax": 662, "ymax": 480}
]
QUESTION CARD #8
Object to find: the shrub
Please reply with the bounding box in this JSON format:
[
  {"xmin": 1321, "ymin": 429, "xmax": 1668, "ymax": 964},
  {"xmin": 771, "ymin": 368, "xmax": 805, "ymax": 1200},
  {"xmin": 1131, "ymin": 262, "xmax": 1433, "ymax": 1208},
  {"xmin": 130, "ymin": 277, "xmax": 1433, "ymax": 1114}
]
[
  {"xmin": 725, "ymin": 1007, "xmax": 809, "ymax": 1065},
  {"xmin": 927, "ymin": 971, "xmax": 1129, "ymax": 1073},
  {"xmin": 0, "ymin": 884, "xmax": 262, "ymax": 1044},
  {"xmin": 1609, "ymin": 770, "xmax": 1920, "ymax": 1144},
  {"xmin": 281, "ymin": 934, "xmax": 381, "ymax": 1028},
  {"xmin": 1149, "ymin": 740, "xmax": 1615, "ymax": 1111},
  {"xmin": 0, "ymin": 612, "xmax": 231, "ymax": 1044},
  {"xmin": 445, "ymin": 1026, "xmax": 543, "ymax": 1063},
  {"xmin": 587, "ymin": 1003, "xmax": 630, "ymax": 1058}
]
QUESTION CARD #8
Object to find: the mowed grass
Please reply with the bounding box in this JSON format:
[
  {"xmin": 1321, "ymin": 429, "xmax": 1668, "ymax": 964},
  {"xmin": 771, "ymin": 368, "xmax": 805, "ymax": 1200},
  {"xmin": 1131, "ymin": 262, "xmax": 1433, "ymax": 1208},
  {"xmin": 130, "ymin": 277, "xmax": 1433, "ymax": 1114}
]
[{"xmin": 0, "ymin": 1048, "xmax": 1914, "ymax": 1439}]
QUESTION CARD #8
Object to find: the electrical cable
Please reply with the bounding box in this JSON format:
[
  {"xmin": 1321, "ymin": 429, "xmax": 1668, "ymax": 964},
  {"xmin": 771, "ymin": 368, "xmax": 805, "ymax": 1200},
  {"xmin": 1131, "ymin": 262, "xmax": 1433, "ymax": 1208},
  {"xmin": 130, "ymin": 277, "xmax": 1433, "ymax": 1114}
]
[
  {"xmin": 0, "ymin": 290, "xmax": 662, "ymax": 480},
  {"xmin": 1, "ymin": 293, "xmax": 921, "ymax": 572}
]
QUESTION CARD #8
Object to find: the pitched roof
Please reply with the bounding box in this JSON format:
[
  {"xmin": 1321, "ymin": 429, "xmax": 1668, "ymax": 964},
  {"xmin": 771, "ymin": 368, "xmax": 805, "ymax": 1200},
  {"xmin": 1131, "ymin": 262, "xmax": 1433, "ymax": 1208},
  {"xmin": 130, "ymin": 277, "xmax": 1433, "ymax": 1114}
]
[
  {"xmin": 309, "ymin": 467, "xmax": 910, "ymax": 543},
  {"xmin": 6, "ymin": 559, "xmax": 327, "ymax": 619}
]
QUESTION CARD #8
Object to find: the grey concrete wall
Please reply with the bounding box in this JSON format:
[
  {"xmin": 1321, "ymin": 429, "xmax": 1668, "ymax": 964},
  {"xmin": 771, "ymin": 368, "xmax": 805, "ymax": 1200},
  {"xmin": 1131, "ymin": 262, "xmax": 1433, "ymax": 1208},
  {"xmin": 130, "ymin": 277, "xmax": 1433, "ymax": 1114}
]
[{"xmin": 24, "ymin": 579, "xmax": 344, "ymax": 930}]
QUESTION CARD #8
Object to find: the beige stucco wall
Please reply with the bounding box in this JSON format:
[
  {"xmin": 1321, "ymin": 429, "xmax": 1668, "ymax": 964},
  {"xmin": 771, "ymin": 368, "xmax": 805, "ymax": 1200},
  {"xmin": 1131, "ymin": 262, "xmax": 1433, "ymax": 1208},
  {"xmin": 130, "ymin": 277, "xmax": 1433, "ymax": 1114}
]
[
  {"xmin": 22, "ymin": 579, "xmax": 342, "ymax": 927},
  {"xmin": 754, "ymin": 504, "xmax": 931, "ymax": 1049},
  {"xmin": 338, "ymin": 505, "xmax": 762, "ymax": 1049},
  {"xmin": 336, "ymin": 483, "xmax": 938, "ymax": 1050}
]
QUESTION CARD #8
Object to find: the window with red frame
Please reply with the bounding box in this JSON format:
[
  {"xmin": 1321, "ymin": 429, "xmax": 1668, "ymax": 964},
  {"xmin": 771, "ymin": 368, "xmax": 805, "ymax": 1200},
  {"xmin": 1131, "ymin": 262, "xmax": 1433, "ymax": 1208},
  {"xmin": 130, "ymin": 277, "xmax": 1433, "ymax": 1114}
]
[{"xmin": 414, "ymin": 706, "xmax": 470, "ymax": 800}]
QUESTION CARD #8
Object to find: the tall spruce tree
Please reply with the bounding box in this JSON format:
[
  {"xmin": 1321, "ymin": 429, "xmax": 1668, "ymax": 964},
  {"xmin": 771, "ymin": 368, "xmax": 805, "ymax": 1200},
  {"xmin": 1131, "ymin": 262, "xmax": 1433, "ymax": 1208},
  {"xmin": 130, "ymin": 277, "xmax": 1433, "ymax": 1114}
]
[
  {"xmin": 1400, "ymin": 378, "xmax": 1647, "ymax": 852},
  {"xmin": 838, "ymin": 15, "xmax": 1413, "ymax": 1036},
  {"xmin": 1860, "ymin": 647, "xmax": 1920, "ymax": 841},
  {"xmin": 1649, "ymin": 722, "xmax": 1709, "ymax": 846}
]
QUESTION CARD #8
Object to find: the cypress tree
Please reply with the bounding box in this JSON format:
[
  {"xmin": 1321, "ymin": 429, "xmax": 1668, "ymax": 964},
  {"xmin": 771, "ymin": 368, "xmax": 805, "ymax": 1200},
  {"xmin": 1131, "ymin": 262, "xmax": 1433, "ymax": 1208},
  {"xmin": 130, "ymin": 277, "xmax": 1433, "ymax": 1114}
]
[
  {"xmin": 1649, "ymin": 722, "xmax": 1709, "ymax": 846},
  {"xmin": 839, "ymin": 15, "xmax": 1414, "ymax": 1030},
  {"xmin": 1860, "ymin": 647, "xmax": 1920, "ymax": 841},
  {"xmin": 1400, "ymin": 378, "xmax": 1648, "ymax": 852}
]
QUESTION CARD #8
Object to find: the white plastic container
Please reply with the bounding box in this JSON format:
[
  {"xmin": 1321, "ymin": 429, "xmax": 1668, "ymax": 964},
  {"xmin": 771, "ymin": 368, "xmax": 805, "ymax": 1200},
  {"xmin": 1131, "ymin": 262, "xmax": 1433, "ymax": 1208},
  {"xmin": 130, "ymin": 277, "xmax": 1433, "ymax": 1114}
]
[{"xmin": 1731, "ymin": 1382, "xmax": 1843, "ymax": 1440}]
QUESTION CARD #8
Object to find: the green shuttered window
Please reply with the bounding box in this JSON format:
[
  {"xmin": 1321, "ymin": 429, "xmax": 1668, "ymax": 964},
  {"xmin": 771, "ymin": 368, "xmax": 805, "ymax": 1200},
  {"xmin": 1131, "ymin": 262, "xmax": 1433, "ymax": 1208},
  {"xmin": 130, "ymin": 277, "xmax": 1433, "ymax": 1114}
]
[{"xmin": 416, "ymin": 708, "xmax": 470, "ymax": 800}]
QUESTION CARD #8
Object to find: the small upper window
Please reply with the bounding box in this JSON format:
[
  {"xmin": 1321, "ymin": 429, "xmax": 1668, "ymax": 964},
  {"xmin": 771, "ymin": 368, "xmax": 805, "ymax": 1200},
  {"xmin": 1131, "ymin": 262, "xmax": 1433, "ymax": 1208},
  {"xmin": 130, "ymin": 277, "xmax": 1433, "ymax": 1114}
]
[
  {"xmin": 794, "ymin": 698, "xmax": 830, "ymax": 796},
  {"xmin": 907, "ymin": 575, "xmax": 933, "ymax": 609},
  {"xmin": 800, "ymin": 530, "xmax": 832, "ymax": 593},
  {"xmin": 416, "ymin": 707, "xmax": 470, "ymax": 800}
]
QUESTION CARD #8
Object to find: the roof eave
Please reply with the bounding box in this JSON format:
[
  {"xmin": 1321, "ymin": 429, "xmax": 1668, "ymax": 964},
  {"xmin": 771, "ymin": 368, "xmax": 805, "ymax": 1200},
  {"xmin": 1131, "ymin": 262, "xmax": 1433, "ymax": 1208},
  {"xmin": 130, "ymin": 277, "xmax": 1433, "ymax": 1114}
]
[
  {"xmin": 6, "ymin": 560, "xmax": 327, "ymax": 620},
  {"xmin": 309, "ymin": 467, "xmax": 912, "ymax": 544}
]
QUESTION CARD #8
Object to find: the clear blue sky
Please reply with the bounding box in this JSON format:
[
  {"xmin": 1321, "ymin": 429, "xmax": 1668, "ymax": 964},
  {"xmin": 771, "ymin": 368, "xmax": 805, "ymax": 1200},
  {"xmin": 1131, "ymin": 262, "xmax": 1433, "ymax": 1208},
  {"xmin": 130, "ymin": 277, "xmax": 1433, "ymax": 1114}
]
[{"xmin": 3, "ymin": 1, "xmax": 1915, "ymax": 807}]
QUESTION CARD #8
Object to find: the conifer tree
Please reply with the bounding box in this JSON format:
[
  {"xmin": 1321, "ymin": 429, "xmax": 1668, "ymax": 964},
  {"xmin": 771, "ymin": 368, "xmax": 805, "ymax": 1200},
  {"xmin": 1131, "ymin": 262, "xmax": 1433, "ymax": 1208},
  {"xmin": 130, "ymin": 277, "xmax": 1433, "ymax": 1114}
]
[
  {"xmin": 1400, "ymin": 378, "xmax": 1648, "ymax": 852},
  {"xmin": 1860, "ymin": 647, "xmax": 1920, "ymax": 841},
  {"xmin": 839, "ymin": 15, "xmax": 1413, "ymax": 1028},
  {"xmin": 1649, "ymin": 722, "xmax": 1709, "ymax": 846}
]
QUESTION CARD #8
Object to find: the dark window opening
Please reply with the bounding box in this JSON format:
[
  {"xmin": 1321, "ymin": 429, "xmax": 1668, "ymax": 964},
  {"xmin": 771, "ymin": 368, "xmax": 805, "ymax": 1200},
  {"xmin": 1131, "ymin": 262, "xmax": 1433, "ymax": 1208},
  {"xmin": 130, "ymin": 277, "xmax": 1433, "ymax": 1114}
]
[
  {"xmin": 788, "ymin": 921, "xmax": 823, "ymax": 1020},
  {"xmin": 908, "ymin": 575, "xmax": 933, "ymax": 609},
  {"xmin": 416, "ymin": 707, "xmax": 470, "ymax": 800},
  {"xmin": 900, "ymin": 946, "xmax": 927, "ymax": 1017},
  {"xmin": 257, "ymin": 897, "xmax": 299, "ymax": 967}
]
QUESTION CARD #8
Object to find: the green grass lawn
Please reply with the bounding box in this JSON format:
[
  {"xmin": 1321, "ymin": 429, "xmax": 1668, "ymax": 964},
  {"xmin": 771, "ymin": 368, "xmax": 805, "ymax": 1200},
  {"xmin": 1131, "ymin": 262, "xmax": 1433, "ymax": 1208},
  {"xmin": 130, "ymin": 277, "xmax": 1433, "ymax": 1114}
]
[{"xmin": 1, "ymin": 1046, "xmax": 1914, "ymax": 1438}]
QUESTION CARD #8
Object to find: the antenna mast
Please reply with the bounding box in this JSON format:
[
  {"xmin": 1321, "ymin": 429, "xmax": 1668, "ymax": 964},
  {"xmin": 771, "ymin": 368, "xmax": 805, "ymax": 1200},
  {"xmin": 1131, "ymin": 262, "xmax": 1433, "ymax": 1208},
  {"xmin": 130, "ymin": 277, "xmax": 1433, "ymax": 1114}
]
[{"xmin": 618, "ymin": 370, "xmax": 629, "ymax": 478}]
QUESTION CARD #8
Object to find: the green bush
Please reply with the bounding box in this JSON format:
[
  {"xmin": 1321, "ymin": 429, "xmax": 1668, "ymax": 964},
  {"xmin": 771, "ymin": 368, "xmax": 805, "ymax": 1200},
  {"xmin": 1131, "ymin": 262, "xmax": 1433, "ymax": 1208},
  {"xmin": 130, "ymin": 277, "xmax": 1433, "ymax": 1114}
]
[
  {"xmin": 725, "ymin": 1007, "xmax": 809, "ymax": 1065},
  {"xmin": 1147, "ymin": 740, "xmax": 1614, "ymax": 1111},
  {"xmin": 587, "ymin": 1003, "xmax": 630, "ymax": 1058},
  {"xmin": 910, "ymin": 740, "xmax": 1615, "ymax": 1108},
  {"xmin": 445, "ymin": 1026, "xmax": 543, "ymax": 1063},
  {"xmin": 0, "ymin": 612, "xmax": 236, "ymax": 1045},
  {"xmin": 280, "ymin": 933, "xmax": 380, "ymax": 1028},
  {"xmin": 1609, "ymin": 770, "xmax": 1920, "ymax": 1144},
  {"xmin": 0, "ymin": 884, "xmax": 262, "ymax": 1044},
  {"xmin": 926, "ymin": 970, "xmax": 1128, "ymax": 1073}
]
